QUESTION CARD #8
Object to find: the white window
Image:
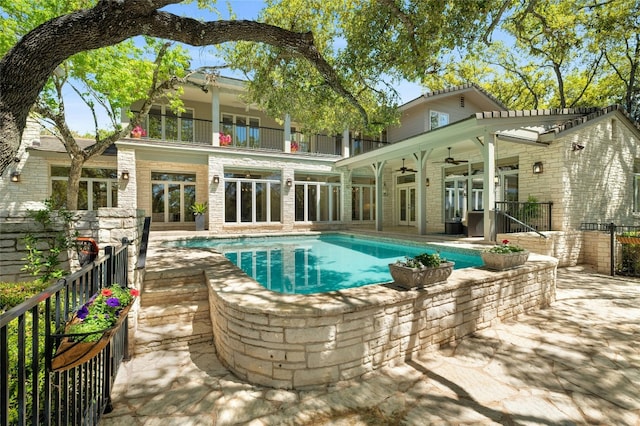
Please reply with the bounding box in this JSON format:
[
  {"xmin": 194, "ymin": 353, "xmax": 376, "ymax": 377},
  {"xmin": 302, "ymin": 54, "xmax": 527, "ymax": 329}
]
[
  {"xmin": 221, "ymin": 114, "xmax": 260, "ymax": 148},
  {"xmin": 51, "ymin": 166, "xmax": 118, "ymax": 210},
  {"xmin": 146, "ymin": 105, "xmax": 194, "ymax": 142},
  {"xmin": 429, "ymin": 111, "xmax": 449, "ymax": 130},
  {"xmin": 294, "ymin": 175, "xmax": 341, "ymax": 222},
  {"xmin": 634, "ymin": 160, "xmax": 640, "ymax": 212},
  {"xmin": 224, "ymin": 171, "xmax": 281, "ymax": 223},
  {"xmin": 151, "ymin": 172, "xmax": 196, "ymax": 223}
]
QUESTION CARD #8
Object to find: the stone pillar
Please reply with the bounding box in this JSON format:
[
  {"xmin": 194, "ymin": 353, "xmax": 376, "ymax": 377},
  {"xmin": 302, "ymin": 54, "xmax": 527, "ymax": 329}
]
[
  {"xmin": 117, "ymin": 147, "xmax": 137, "ymax": 209},
  {"xmin": 342, "ymin": 128, "xmax": 350, "ymax": 158},
  {"xmin": 208, "ymin": 155, "xmax": 224, "ymax": 232}
]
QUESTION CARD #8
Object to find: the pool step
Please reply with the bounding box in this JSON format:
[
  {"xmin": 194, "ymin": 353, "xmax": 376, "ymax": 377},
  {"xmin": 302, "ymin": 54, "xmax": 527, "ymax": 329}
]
[{"xmin": 135, "ymin": 270, "xmax": 213, "ymax": 355}]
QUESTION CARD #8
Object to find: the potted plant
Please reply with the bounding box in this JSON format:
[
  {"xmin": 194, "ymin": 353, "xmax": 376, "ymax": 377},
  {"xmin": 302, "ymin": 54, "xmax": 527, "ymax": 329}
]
[
  {"xmin": 190, "ymin": 202, "xmax": 207, "ymax": 231},
  {"xmin": 130, "ymin": 125, "xmax": 147, "ymax": 138},
  {"xmin": 51, "ymin": 285, "xmax": 139, "ymax": 372},
  {"xmin": 219, "ymin": 133, "xmax": 232, "ymax": 146},
  {"xmin": 389, "ymin": 252, "xmax": 454, "ymax": 289},
  {"xmin": 481, "ymin": 239, "xmax": 529, "ymax": 271}
]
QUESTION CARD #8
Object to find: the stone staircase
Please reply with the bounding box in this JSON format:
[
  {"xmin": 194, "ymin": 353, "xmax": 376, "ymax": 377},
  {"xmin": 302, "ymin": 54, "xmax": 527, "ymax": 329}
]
[{"xmin": 134, "ymin": 269, "xmax": 213, "ymax": 354}]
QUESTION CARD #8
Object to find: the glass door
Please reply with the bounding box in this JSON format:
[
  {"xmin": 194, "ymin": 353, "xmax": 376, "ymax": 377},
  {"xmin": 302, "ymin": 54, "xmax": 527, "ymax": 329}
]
[{"xmin": 397, "ymin": 186, "xmax": 416, "ymax": 226}]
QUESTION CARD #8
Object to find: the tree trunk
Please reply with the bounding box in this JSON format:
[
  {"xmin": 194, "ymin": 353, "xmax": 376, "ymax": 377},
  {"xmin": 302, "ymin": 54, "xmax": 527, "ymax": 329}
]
[{"xmin": 66, "ymin": 157, "xmax": 84, "ymax": 211}]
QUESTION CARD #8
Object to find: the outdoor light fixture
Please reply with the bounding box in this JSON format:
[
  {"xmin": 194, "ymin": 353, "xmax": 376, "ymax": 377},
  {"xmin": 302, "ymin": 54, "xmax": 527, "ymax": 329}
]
[
  {"xmin": 286, "ymin": 178, "xmax": 293, "ymax": 187},
  {"xmin": 121, "ymin": 170, "xmax": 130, "ymax": 180},
  {"xmin": 532, "ymin": 162, "xmax": 543, "ymax": 174},
  {"xmin": 572, "ymin": 143, "xmax": 585, "ymax": 151},
  {"xmin": 10, "ymin": 171, "xmax": 20, "ymax": 182},
  {"xmin": 425, "ymin": 178, "xmax": 430, "ymax": 187},
  {"xmin": 213, "ymin": 175, "xmax": 220, "ymax": 184}
]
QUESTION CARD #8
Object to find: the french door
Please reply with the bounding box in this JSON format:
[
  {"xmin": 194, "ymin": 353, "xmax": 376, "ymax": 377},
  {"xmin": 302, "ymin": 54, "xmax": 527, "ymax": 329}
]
[{"xmin": 397, "ymin": 185, "xmax": 416, "ymax": 226}]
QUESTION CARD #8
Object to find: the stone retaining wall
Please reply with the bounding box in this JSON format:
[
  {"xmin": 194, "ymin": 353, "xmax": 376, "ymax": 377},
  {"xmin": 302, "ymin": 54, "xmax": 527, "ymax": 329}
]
[{"xmin": 206, "ymin": 253, "xmax": 558, "ymax": 389}]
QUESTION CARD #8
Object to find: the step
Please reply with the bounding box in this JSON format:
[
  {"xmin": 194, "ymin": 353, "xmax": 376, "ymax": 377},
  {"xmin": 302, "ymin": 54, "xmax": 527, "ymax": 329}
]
[
  {"xmin": 144, "ymin": 273, "xmax": 206, "ymax": 291},
  {"xmin": 141, "ymin": 286, "xmax": 209, "ymax": 306},
  {"xmin": 144, "ymin": 269, "xmax": 206, "ymax": 289},
  {"xmin": 138, "ymin": 301, "xmax": 211, "ymax": 325},
  {"xmin": 133, "ymin": 317, "xmax": 213, "ymax": 354}
]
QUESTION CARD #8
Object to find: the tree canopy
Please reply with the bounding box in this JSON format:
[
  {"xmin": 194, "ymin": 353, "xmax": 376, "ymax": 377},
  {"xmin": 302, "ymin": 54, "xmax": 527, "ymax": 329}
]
[{"xmin": 0, "ymin": 0, "xmax": 363, "ymax": 176}]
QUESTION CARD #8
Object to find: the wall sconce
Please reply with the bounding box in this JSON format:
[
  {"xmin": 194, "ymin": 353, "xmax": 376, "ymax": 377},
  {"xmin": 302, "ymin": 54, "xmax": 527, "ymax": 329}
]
[
  {"xmin": 425, "ymin": 178, "xmax": 430, "ymax": 187},
  {"xmin": 532, "ymin": 162, "xmax": 543, "ymax": 174},
  {"xmin": 286, "ymin": 178, "xmax": 293, "ymax": 187},
  {"xmin": 213, "ymin": 175, "xmax": 220, "ymax": 184},
  {"xmin": 121, "ymin": 170, "xmax": 130, "ymax": 180},
  {"xmin": 10, "ymin": 171, "xmax": 20, "ymax": 182},
  {"xmin": 572, "ymin": 143, "xmax": 585, "ymax": 151}
]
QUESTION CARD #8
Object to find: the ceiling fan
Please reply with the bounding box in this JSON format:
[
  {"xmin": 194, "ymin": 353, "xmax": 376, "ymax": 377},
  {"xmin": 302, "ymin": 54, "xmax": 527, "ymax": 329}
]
[
  {"xmin": 396, "ymin": 158, "xmax": 417, "ymax": 174},
  {"xmin": 435, "ymin": 147, "xmax": 469, "ymax": 165}
]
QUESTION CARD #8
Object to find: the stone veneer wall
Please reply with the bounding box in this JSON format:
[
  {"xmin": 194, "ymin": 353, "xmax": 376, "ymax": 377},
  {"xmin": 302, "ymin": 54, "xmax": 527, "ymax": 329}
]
[
  {"xmin": 206, "ymin": 253, "xmax": 557, "ymax": 389},
  {"xmin": 496, "ymin": 231, "xmax": 584, "ymax": 267}
]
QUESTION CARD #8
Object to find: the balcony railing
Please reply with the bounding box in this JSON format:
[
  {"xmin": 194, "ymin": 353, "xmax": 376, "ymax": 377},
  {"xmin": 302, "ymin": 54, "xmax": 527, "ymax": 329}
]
[{"xmin": 131, "ymin": 111, "xmax": 390, "ymax": 157}]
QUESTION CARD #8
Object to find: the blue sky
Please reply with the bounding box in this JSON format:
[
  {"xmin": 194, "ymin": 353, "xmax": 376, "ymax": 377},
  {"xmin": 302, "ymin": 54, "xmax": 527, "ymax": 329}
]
[{"xmin": 64, "ymin": 1, "xmax": 423, "ymax": 134}]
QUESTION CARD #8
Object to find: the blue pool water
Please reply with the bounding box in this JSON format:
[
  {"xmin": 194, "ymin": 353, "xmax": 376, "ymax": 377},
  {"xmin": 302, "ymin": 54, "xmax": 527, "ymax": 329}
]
[{"xmin": 169, "ymin": 234, "xmax": 482, "ymax": 294}]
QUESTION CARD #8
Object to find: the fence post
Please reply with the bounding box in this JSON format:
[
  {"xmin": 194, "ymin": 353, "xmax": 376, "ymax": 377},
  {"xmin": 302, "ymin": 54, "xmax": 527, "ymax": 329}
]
[
  {"xmin": 547, "ymin": 202, "xmax": 553, "ymax": 231},
  {"xmin": 105, "ymin": 245, "xmax": 114, "ymax": 287},
  {"xmin": 610, "ymin": 222, "xmax": 615, "ymax": 277}
]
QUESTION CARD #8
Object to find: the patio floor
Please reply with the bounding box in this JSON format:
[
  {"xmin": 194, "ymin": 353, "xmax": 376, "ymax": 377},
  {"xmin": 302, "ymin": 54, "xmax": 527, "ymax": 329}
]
[{"xmin": 100, "ymin": 230, "xmax": 640, "ymax": 425}]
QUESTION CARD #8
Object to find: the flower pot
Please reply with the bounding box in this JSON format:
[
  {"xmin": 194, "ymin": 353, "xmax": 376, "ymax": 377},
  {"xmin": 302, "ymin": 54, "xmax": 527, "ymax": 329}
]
[
  {"xmin": 481, "ymin": 251, "xmax": 529, "ymax": 271},
  {"xmin": 388, "ymin": 261, "xmax": 454, "ymax": 290},
  {"xmin": 51, "ymin": 304, "xmax": 132, "ymax": 372},
  {"xmin": 616, "ymin": 235, "xmax": 640, "ymax": 245},
  {"xmin": 195, "ymin": 214, "xmax": 205, "ymax": 231}
]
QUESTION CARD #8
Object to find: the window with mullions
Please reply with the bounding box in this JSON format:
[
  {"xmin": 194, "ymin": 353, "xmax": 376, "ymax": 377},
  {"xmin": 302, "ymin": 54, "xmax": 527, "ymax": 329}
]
[
  {"xmin": 224, "ymin": 170, "xmax": 281, "ymax": 223},
  {"xmin": 294, "ymin": 175, "xmax": 341, "ymax": 222},
  {"xmin": 352, "ymin": 177, "xmax": 376, "ymax": 221},
  {"xmin": 146, "ymin": 105, "xmax": 194, "ymax": 142},
  {"xmin": 429, "ymin": 110, "xmax": 449, "ymax": 130},
  {"xmin": 51, "ymin": 166, "xmax": 118, "ymax": 210},
  {"xmin": 151, "ymin": 172, "xmax": 196, "ymax": 223},
  {"xmin": 221, "ymin": 114, "xmax": 260, "ymax": 148}
]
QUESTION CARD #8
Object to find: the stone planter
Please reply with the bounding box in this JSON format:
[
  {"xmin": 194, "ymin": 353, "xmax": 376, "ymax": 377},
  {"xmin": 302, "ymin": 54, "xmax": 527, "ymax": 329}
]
[
  {"xmin": 388, "ymin": 261, "xmax": 454, "ymax": 289},
  {"xmin": 481, "ymin": 251, "xmax": 529, "ymax": 271}
]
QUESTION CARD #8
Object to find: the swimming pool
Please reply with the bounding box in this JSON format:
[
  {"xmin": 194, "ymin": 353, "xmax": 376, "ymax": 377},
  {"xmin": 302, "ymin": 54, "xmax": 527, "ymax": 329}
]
[{"xmin": 169, "ymin": 233, "xmax": 483, "ymax": 294}]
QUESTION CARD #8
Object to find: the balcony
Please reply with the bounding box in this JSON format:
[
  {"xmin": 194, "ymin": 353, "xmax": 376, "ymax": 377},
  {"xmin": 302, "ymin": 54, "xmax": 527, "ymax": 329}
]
[{"xmin": 133, "ymin": 112, "xmax": 390, "ymax": 157}]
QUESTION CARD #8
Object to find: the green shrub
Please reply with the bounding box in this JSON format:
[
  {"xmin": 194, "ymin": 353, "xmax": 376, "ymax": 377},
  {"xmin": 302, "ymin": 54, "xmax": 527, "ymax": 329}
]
[{"xmin": 0, "ymin": 280, "xmax": 51, "ymax": 313}]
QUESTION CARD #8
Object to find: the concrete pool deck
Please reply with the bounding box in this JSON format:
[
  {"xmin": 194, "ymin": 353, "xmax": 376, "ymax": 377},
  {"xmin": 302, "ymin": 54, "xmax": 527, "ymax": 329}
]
[{"xmin": 100, "ymin": 235, "xmax": 640, "ymax": 424}]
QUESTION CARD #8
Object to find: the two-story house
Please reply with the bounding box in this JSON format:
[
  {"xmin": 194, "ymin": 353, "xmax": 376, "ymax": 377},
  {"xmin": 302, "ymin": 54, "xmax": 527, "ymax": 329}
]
[{"xmin": 2, "ymin": 73, "xmax": 639, "ymax": 243}]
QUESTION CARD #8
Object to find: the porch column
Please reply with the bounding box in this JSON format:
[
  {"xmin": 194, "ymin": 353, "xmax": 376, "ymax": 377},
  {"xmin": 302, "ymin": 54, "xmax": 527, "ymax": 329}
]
[
  {"xmin": 341, "ymin": 129, "xmax": 350, "ymax": 158},
  {"xmin": 482, "ymin": 132, "xmax": 496, "ymax": 241},
  {"xmin": 211, "ymin": 87, "xmax": 220, "ymax": 146},
  {"xmin": 284, "ymin": 114, "xmax": 292, "ymax": 153},
  {"xmin": 373, "ymin": 161, "xmax": 386, "ymax": 232},
  {"xmin": 416, "ymin": 150, "xmax": 431, "ymax": 235},
  {"xmin": 117, "ymin": 147, "xmax": 137, "ymax": 209},
  {"xmin": 341, "ymin": 169, "xmax": 353, "ymax": 223}
]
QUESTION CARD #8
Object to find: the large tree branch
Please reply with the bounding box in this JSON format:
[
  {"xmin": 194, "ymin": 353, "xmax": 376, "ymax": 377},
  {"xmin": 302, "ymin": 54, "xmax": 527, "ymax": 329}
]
[{"xmin": 0, "ymin": 0, "xmax": 366, "ymax": 174}]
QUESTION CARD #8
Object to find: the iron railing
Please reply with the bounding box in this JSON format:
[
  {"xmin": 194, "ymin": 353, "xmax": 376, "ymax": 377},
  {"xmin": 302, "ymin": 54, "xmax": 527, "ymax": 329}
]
[
  {"xmin": 580, "ymin": 222, "xmax": 640, "ymax": 277},
  {"xmin": 131, "ymin": 111, "xmax": 390, "ymax": 156},
  {"xmin": 495, "ymin": 201, "xmax": 553, "ymax": 237},
  {"xmin": 0, "ymin": 240, "xmax": 130, "ymax": 426}
]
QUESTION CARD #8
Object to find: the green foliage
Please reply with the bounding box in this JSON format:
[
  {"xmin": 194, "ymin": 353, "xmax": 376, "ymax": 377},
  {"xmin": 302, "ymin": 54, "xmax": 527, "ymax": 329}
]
[
  {"xmin": 487, "ymin": 240, "xmax": 525, "ymax": 254},
  {"xmin": 0, "ymin": 280, "xmax": 50, "ymax": 313},
  {"xmin": 399, "ymin": 252, "xmax": 446, "ymax": 269},
  {"xmin": 67, "ymin": 285, "xmax": 138, "ymax": 342},
  {"xmin": 189, "ymin": 202, "xmax": 208, "ymax": 215},
  {"xmin": 21, "ymin": 199, "xmax": 78, "ymax": 283}
]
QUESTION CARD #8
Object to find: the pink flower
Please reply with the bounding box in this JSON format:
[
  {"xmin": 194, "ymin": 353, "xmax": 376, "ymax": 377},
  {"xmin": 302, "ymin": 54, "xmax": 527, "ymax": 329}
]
[
  {"xmin": 502, "ymin": 239, "xmax": 510, "ymax": 245},
  {"xmin": 131, "ymin": 125, "xmax": 147, "ymax": 138},
  {"xmin": 219, "ymin": 134, "xmax": 232, "ymax": 146},
  {"xmin": 130, "ymin": 288, "xmax": 140, "ymax": 297},
  {"xmin": 101, "ymin": 288, "xmax": 112, "ymax": 297}
]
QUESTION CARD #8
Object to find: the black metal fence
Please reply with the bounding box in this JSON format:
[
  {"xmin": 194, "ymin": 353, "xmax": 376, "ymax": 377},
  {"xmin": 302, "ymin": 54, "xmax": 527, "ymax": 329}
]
[
  {"xmin": 581, "ymin": 222, "xmax": 640, "ymax": 277},
  {"xmin": 0, "ymin": 240, "xmax": 130, "ymax": 426},
  {"xmin": 495, "ymin": 201, "xmax": 553, "ymax": 237}
]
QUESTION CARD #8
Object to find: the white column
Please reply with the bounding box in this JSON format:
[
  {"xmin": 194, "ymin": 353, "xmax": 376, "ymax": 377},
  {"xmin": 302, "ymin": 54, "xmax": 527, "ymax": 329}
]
[
  {"xmin": 342, "ymin": 169, "xmax": 353, "ymax": 223},
  {"xmin": 374, "ymin": 161, "xmax": 386, "ymax": 232},
  {"xmin": 284, "ymin": 114, "xmax": 292, "ymax": 153},
  {"xmin": 483, "ymin": 132, "xmax": 496, "ymax": 241},
  {"xmin": 416, "ymin": 150, "xmax": 429, "ymax": 235},
  {"xmin": 342, "ymin": 129, "xmax": 350, "ymax": 158},
  {"xmin": 211, "ymin": 87, "xmax": 220, "ymax": 146}
]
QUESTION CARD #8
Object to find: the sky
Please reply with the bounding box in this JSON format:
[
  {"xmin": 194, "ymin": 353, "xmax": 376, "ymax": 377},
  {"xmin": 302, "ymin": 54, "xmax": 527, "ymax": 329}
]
[{"xmin": 64, "ymin": 1, "xmax": 424, "ymax": 134}]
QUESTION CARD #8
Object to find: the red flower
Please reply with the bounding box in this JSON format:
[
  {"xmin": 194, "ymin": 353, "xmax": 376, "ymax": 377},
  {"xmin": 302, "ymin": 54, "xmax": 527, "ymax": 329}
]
[
  {"xmin": 101, "ymin": 288, "xmax": 113, "ymax": 297},
  {"xmin": 130, "ymin": 288, "xmax": 140, "ymax": 297},
  {"xmin": 502, "ymin": 239, "xmax": 510, "ymax": 245}
]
